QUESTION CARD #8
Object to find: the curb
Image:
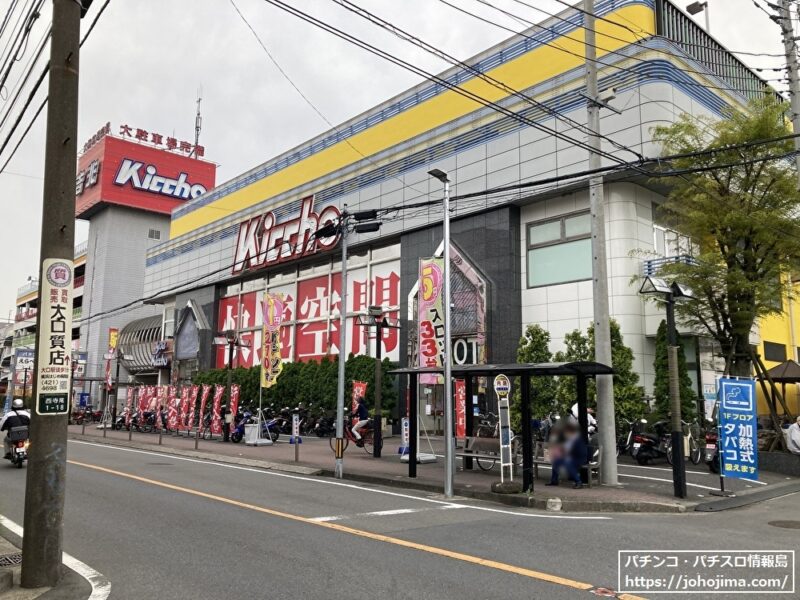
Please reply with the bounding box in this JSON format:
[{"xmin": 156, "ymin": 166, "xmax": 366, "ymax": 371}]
[
  {"xmin": 694, "ymin": 480, "xmax": 800, "ymax": 512},
  {"xmin": 318, "ymin": 470, "xmax": 690, "ymax": 513},
  {"xmin": 68, "ymin": 434, "xmax": 322, "ymax": 476}
]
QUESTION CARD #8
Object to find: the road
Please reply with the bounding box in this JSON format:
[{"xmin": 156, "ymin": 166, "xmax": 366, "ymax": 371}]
[{"xmin": 1, "ymin": 440, "xmax": 798, "ymax": 599}]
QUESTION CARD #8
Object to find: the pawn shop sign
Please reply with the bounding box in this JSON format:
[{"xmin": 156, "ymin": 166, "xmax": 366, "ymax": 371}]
[{"xmin": 493, "ymin": 374, "xmax": 511, "ymax": 399}]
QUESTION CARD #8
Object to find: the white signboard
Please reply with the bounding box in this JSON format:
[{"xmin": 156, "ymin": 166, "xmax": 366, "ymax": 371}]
[{"xmin": 35, "ymin": 259, "xmax": 74, "ymax": 415}]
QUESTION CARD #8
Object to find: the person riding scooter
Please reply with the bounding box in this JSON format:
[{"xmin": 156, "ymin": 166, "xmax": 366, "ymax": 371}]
[{"xmin": 1, "ymin": 399, "xmax": 31, "ymax": 458}]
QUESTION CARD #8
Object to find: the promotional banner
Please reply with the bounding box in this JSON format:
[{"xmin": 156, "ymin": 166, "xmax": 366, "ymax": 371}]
[
  {"xmin": 188, "ymin": 385, "xmax": 199, "ymax": 430},
  {"xmin": 125, "ymin": 386, "xmax": 137, "ymax": 428},
  {"xmin": 199, "ymin": 384, "xmax": 211, "ymax": 432},
  {"xmin": 137, "ymin": 386, "xmax": 149, "ymax": 423},
  {"xmin": 166, "ymin": 386, "xmax": 179, "ymax": 431},
  {"xmin": 418, "ymin": 258, "xmax": 444, "ymax": 385},
  {"xmin": 261, "ymin": 292, "xmax": 284, "ymax": 388},
  {"xmin": 105, "ymin": 327, "xmax": 119, "ymax": 391},
  {"xmin": 352, "ymin": 381, "xmax": 368, "ymax": 414},
  {"xmin": 154, "ymin": 385, "xmax": 167, "ymax": 430},
  {"xmin": 179, "ymin": 386, "xmax": 191, "ymax": 430},
  {"xmin": 230, "ymin": 384, "xmax": 240, "ymax": 422},
  {"xmin": 717, "ymin": 378, "xmax": 758, "ymax": 481},
  {"xmin": 13, "ymin": 349, "xmax": 35, "ymax": 387},
  {"xmin": 211, "ymin": 384, "xmax": 224, "ymax": 435},
  {"xmin": 455, "ymin": 379, "xmax": 466, "ymax": 438}
]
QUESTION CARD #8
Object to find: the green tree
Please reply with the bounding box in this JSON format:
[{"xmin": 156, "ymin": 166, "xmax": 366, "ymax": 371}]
[
  {"xmin": 652, "ymin": 96, "xmax": 800, "ymax": 377},
  {"xmin": 653, "ymin": 320, "xmax": 697, "ymax": 420},
  {"xmin": 511, "ymin": 324, "xmax": 557, "ymax": 431}
]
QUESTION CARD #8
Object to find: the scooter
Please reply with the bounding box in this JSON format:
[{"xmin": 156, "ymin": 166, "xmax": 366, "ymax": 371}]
[
  {"xmin": 704, "ymin": 422, "xmax": 720, "ymax": 474},
  {"xmin": 633, "ymin": 420, "xmax": 671, "ymax": 465},
  {"xmin": 6, "ymin": 425, "xmax": 29, "ymax": 468}
]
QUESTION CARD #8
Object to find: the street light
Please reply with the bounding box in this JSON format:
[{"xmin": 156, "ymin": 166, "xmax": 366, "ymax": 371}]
[
  {"xmin": 686, "ymin": 1, "xmax": 710, "ymax": 33},
  {"xmin": 639, "ymin": 276, "xmax": 695, "ymax": 499},
  {"xmin": 428, "ymin": 167, "xmax": 455, "ymax": 499}
]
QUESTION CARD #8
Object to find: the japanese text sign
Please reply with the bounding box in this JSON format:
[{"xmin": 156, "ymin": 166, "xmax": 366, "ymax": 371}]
[
  {"xmin": 35, "ymin": 259, "xmax": 73, "ymax": 415},
  {"xmin": 717, "ymin": 378, "xmax": 758, "ymax": 481},
  {"xmin": 261, "ymin": 293, "xmax": 284, "ymax": 388},
  {"xmin": 455, "ymin": 379, "xmax": 466, "ymax": 438},
  {"xmin": 418, "ymin": 258, "xmax": 444, "ymax": 384}
]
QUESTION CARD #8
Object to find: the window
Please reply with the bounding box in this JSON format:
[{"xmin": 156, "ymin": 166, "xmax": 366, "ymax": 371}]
[
  {"xmin": 148, "ymin": 229, "xmax": 161, "ymax": 240},
  {"xmin": 653, "ymin": 225, "xmax": 694, "ymax": 257},
  {"xmin": 764, "ymin": 341, "xmax": 786, "ymax": 362},
  {"xmin": 526, "ymin": 212, "xmax": 592, "ymax": 287}
]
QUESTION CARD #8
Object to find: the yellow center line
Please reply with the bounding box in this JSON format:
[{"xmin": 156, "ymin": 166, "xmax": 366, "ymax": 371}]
[{"xmin": 68, "ymin": 459, "xmax": 646, "ymax": 599}]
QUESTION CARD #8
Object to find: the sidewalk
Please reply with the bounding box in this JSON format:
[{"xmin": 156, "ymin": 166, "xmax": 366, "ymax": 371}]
[{"xmin": 68, "ymin": 425, "xmax": 693, "ymax": 513}]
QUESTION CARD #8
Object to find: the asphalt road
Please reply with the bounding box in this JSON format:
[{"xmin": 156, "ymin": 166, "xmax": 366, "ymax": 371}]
[{"xmin": 1, "ymin": 440, "xmax": 798, "ymax": 599}]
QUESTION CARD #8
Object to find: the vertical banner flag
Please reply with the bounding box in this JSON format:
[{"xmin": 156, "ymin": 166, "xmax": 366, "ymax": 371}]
[
  {"xmin": 717, "ymin": 378, "xmax": 758, "ymax": 481},
  {"xmin": 188, "ymin": 385, "xmax": 199, "ymax": 430},
  {"xmin": 105, "ymin": 327, "xmax": 119, "ymax": 391},
  {"xmin": 261, "ymin": 292, "xmax": 285, "ymax": 388},
  {"xmin": 418, "ymin": 258, "xmax": 444, "ymax": 385},
  {"xmin": 211, "ymin": 384, "xmax": 224, "ymax": 435},
  {"xmin": 455, "ymin": 379, "xmax": 466, "ymax": 438},
  {"xmin": 167, "ymin": 386, "xmax": 179, "ymax": 431},
  {"xmin": 35, "ymin": 259, "xmax": 74, "ymax": 415},
  {"xmin": 154, "ymin": 385, "xmax": 167, "ymax": 430},
  {"xmin": 230, "ymin": 384, "xmax": 240, "ymax": 424},
  {"xmin": 179, "ymin": 386, "xmax": 191, "ymax": 430},
  {"xmin": 125, "ymin": 387, "xmax": 136, "ymax": 428},
  {"xmin": 352, "ymin": 381, "xmax": 368, "ymax": 414},
  {"xmin": 137, "ymin": 386, "xmax": 149, "ymax": 423},
  {"xmin": 199, "ymin": 384, "xmax": 211, "ymax": 432}
]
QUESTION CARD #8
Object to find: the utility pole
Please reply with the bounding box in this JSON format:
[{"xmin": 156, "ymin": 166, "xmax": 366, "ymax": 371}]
[
  {"xmin": 777, "ymin": 0, "xmax": 800, "ymax": 186},
  {"xmin": 334, "ymin": 208, "xmax": 349, "ymax": 479},
  {"xmin": 22, "ymin": 0, "xmax": 83, "ymax": 588},
  {"xmin": 584, "ymin": 0, "xmax": 618, "ymax": 486}
]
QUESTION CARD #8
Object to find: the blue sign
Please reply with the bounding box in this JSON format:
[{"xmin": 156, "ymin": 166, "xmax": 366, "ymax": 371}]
[
  {"xmin": 717, "ymin": 378, "xmax": 758, "ymax": 481},
  {"xmin": 78, "ymin": 392, "xmax": 90, "ymax": 408}
]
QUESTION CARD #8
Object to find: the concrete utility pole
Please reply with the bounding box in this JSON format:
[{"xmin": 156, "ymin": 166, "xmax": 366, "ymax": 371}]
[
  {"xmin": 777, "ymin": 0, "xmax": 800, "ymax": 185},
  {"xmin": 22, "ymin": 0, "xmax": 82, "ymax": 588},
  {"xmin": 584, "ymin": 0, "xmax": 618, "ymax": 486},
  {"xmin": 334, "ymin": 209, "xmax": 349, "ymax": 479}
]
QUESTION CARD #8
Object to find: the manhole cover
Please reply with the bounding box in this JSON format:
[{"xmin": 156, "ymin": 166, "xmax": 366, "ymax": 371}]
[
  {"xmin": 0, "ymin": 553, "xmax": 22, "ymax": 566},
  {"xmin": 768, "ymin": 520, "xmax": 800, "ymax": 529}
]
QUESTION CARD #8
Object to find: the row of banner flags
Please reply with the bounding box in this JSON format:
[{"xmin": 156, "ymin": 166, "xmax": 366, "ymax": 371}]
[{"xmin": 123, "ymin": 383, "xmax": 240, "ymax": 434}]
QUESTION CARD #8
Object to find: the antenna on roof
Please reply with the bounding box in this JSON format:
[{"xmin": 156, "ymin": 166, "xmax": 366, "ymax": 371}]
[{"xmin": 190, "ymin": 85, "xmax": 203, "ymax": 158}]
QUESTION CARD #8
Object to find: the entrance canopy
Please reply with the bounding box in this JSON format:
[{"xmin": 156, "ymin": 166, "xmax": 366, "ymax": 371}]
[{"xmin": 390, "ymin": 361, "xmax": 613, "ymax": 492}]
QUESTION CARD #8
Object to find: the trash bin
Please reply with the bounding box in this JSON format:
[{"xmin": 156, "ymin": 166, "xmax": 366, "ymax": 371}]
[{"xmin": 245, "ymin": 423, "xmax": 260, "ymax": 445}]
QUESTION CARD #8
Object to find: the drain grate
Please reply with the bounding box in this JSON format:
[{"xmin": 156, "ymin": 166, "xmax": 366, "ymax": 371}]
[
  {"xmin": 768, "ymin": 520, "xmax": 800, "ymax": 529},
  {"xmin": 0, "ymin": 553, "xmax": 22, "ymax": 566}
]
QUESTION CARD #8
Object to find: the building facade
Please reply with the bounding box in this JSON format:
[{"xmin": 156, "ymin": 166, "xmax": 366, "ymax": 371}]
[{"xmin": 135, "ymin": 1, "xmax": 776, "ymax": 418}]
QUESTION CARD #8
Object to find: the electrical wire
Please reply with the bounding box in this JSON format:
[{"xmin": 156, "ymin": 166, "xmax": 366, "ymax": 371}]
[{"xmin": 0, "ymin": 0, "xmax": 20, "ymax": 41}]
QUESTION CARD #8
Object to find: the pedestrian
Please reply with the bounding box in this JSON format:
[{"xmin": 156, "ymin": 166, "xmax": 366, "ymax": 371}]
[
  {"xmin": 788, "ymin": 416, "xmax": 800, "ymax": 455},
  {"xmin": 546, "ymin": 422, "xmax": 587, "ymax": 489},
  {"xmin": 221, "ymin": 402, "xmax": 232, "ymax": 442},
  {"xmin": 351, "ymin": 396, "xmax": 370, "ymax": 447}
]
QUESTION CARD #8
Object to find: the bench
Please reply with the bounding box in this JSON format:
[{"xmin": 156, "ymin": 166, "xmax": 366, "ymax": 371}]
[{"xmin": 533, "ymin": 440, "xmax": 602, "ymax": 487}]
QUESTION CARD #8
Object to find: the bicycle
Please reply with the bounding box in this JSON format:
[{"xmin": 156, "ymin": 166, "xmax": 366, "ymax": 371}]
[
  {"xmin": 329, "ymin": 416, "xmax": 383, "ymax": 455},
  {"xmin": 666, "ymin": 419, "xmax": 702, "ymax": 465}
]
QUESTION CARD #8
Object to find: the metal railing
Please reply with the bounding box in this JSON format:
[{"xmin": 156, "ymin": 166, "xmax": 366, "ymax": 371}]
[
  {"xmin": 74, "ymin": 240, "xmax": 88, "ymax": 257},
  {"xmin": 16, "ymin": 280, "xmax": 38, "ymax": 297},
  {"xmin": 642, "ymin": 255, "xmax": 698, "ymax": 277},
  {"xmin": 14, "ymin": 308, "xmax": 37, "ymax": 322}
]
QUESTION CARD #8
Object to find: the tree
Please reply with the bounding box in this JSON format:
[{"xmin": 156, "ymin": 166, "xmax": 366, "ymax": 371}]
[
  {"xmin": 652, "ymin": 96, "xmax": 800, "ymax": 377},
  {"xmin": 511, "ymin": 324, "xmax": 556, "ymax": 431},
  {"xmin": 554, "ymin": 320, "xmax": 646, "ymax": 424},
  {"xmin": 653, "ymin": 320, "xmax": 697, "ymax": 420}
]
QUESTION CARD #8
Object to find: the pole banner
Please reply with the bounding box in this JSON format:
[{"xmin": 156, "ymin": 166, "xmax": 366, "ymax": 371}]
[
  {"xmin": 154, "ymin": 385, "xmax": 167, "ymax": 430},
  {"xmin": 230, "ymin": 384, "xmax": 240, "ymax": 424},
  {"xmin": 717, "ymin": 378, "xmax": 758, "ymax": 481},
  {"xmin": 261, "ymin": 292, "xmax": 285, "ymax": 388},
  {"xmin": 199, "ymin": 384, "xmax": 211, "ymax": 432},
  {"xmin": 418, "ymin": 257, "xmax": 444, "ymax": 385},
  {"xmin": 455, "ymin": 379, "xmax": 466, "ymax": 438},
  {"xmin": 188, "ymin": 385, "xmax": 199, "ymax": 430},
  {"xmin": 352, "ymin": 380, "xmax": 368, "ymax": 414},
  {"xmin": 179, "ymin": 386, "xmax": 191, "ymax": 430},
  {"xmin": 211, "ymin": 384, "xmax": 224, "ymax": 435},
  {"xmin": 125, "ymin": 386, "xmax": 137, "ymax": 428},
  {"xmin": 167, "ymin": 386, "xmax": 179, "ymax": 431},
  {"xmin": 105, "ymin": 328, "xmax": 119, "ymax": 392}
]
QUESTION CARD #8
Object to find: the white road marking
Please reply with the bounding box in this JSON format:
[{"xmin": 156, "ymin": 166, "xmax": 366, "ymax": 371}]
[
  {"xmin": 617, "ymin": 473, "xmax": 717, "ymax": 491},
  {"xmin": 311, "ymin": 504, "xmax": 466, "ymax": 522},
  {"xmin": 70, "ymin": 440, "xmax": 610, "ymax": 520},
  {"xmin": 617, "ymin": 462, "xmax": 768, "ymax": 485},
  {"xmin": 0, "ymin": 514, "xmax": 111, "ymax": 600}
]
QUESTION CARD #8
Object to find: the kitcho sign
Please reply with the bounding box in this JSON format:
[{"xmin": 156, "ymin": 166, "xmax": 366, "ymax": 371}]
[
  {"xmin": 114, "ymin": 158, "xmax": 207, "ymax": 199},
  {"xmin": 232, "ymin": 196, "xmax": 340, "ymax": 274}
]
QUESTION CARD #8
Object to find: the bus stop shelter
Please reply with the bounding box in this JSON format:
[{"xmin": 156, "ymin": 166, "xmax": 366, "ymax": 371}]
[{"xmin": 390, "ymin": 361, "xmax": 613, "ymax": 492}]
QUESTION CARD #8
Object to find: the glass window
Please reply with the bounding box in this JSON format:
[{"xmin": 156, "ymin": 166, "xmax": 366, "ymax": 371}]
[
  {"xmin": 528, "ymin": 239, "xmax": 592, "ymax": 287},
  {"xmin": 526, "ymin": 212, "xmax": 592, "ymax": 288},
  {"xmin": 764, "ymin": 341, "xmax": 786, "ymax": 362}
]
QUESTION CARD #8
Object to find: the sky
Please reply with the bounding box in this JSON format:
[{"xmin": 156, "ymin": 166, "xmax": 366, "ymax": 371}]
[{"xmin": 0, "ymin": 0, "xmax": 788, "ymax": 319}]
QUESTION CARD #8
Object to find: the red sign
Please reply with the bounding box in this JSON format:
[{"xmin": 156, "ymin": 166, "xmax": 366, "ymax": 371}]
[
  {"xmin": 211, "ymin": 385, "xmax": 224, "ymax": 435},
  {"xmin": 232, "ymin": 196, "xmax": 340, "ymax": 274},
  {"xmin": 167, "ymin": 386, "xmax": 179, "ymax": 431},
  {"xmin": 352, "ymin": 381, "xmax": 368, "ymax": 415},
  {"xmin": 455, "ymin": 379, "xmax": 466, "ymax": 439},
  {"xmin": 179, "ymin": 387, "xmax": 191, "ymax": 431},
  {"xmin": 75, "ymin": 135, "xmax": 216, "ymax": 219},
  {"xmin": 230, "ymin": 384, "xmax": 240, "ymax": 422},
  {"xmin": 199, "ymin": 384, "xmax": 211, "ymax": 431}
]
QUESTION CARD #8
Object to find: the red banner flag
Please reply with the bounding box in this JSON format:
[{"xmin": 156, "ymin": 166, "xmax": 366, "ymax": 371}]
[
  {"xmin": 167, "ymin": 386, "xmax": 179, "ymax": 431},
  {"xmin": 211, "ymin": 385, "xmax": 224, "ymax": 435},
  {"xmin": 188, "ymin": 385, "xmax": 199, "ymax": 431},
  {"xmin": 199, "ymin": 384, "xmax": 211, "ymax": 433},
  {"xmin": 230, "ymin": 384, "xmax": 240, "ymax": 424},
  {"xmin": 125, "ymin": 386, "xmax": 138, "ymax": 428},
  {"xmin": 455, "ymin": 379, "xmax": 466, "ymax": 439},
  {"xmin": 137, "ymin": 386, "xmax": 149, "ymax": 424},
  {"xmin": 179, "ymin": 386, "xmax": 191, "ymax": 430},
  {"xmin": 352, "ymin": 381, "xmax": 368, "ymax": 415}
]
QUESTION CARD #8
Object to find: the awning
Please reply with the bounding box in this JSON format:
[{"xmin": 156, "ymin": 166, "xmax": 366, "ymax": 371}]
[
  {"xmin": 118, "ymin": 315, "xmax": 164, "ymax": 374},
  {"xmin": 759, "ymin": 359, "xmax": 800, "ymax": 383}
]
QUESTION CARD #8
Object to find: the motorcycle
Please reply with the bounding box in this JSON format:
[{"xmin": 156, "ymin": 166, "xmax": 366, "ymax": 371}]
[
  {"xmin": 314, "ymin": 413, "xmax": 336, "ymax": 437},
  {"xmin": 704, "ymin": 422, "xmax": 720, "ymax": 474},
  {"xmin": 617, "ymin": 418, "xmax": 647, "ymax": 457},
  {"xmin": 633, "ymin": 420, "xmax": 671, "ymax": 465},
  {"xmin": 6, "ymin": 425, "xmax": 29, "ymax": 468},
  {"xmin": 230, "ymin": 410, "xmax": 280, "ymax": 443}
]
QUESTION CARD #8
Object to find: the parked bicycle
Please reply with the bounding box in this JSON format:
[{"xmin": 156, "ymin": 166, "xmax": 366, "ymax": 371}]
[{"xmin": 666, "ymin": 419, "xmax": 702, "ymax": 466}]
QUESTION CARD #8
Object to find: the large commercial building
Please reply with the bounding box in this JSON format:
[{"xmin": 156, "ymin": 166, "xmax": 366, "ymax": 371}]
[{"xmin": 130, "ymin": 1, "xmax": 788, "ymax": 419}]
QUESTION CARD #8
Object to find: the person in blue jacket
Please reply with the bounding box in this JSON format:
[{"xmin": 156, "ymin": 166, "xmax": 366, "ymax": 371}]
[{"xmin": 546, "ymin": 422, "xmax": 588, "ymax": 489}]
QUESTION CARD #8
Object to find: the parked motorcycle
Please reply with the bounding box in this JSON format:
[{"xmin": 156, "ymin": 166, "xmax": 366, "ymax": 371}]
[
  {"xmin": 314, "ymin": 413, "xmax": 336, "ymax": 437},
  {"xmin": 5, "ymin": 425, "xmax": 29, "ymax": 468},
  {"xmin": 633, "ymin": 420, "xmax": 671, "ymax": 465},
  {"xmin": 617, "ymin": 418, "xmax": 647, "ymax": 457},
  {"xmin": 704, "ymin": 422, "xmax": 720, "ymax": 474}
]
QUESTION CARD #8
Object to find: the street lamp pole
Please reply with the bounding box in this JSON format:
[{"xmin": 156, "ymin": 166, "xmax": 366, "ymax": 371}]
[
  {"xmin": 335, "ymin": 208, "xmax": 349, "ymax": 479},
  {"xmin": 428, "ymin": 168, "xmax": 454, "ymax": 499}
]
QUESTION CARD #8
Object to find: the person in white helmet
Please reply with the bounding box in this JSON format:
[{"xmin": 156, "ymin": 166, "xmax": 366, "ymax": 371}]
[{"xmin": 1, "ymin": 399, "xmax": 30, "ymax": 459}]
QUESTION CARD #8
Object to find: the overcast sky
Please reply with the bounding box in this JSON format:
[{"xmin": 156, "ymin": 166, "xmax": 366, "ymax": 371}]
[{"xmin": 0, "ymin": 0, "xmax": 787, "ymax": 319}]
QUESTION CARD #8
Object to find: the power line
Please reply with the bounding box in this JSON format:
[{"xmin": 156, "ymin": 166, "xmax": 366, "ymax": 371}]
[{"xmin": 0, "ymin": 1, "xmax": 21, "ymax": 41}]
